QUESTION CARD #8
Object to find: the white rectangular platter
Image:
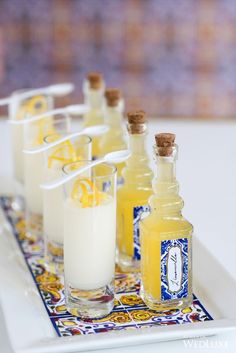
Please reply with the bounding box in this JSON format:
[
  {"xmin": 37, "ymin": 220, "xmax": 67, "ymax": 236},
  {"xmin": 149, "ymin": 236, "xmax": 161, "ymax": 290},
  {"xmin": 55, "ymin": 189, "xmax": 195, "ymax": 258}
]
[{"xmin": 0, "ymin": 204, "xmax": 236, "ymax": 353}]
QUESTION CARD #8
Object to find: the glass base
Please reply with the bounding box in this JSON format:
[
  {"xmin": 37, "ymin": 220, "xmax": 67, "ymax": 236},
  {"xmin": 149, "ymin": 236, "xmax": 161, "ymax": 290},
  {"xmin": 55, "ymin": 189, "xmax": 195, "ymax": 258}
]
[
  {"xmin": 11, "ymin": 195, "xmax": 25, "ymax": 212},
  {"xmin": 45, "ymin": 239, "xmax": 64, "ymax": 275},
  {"xmin": 25, "ymin": 211, "xmax": 43, "ymax": 238},
  {"xmin": 140, "ymin": 286, "xmax": 193, "ymax": 312},
  {"xmin": 65, "ymin": 280, "xmax": 114, "ymax": 319},
  {"xmin": 117, "ymin": 252, "xmax": 140, "ymax": 273}
]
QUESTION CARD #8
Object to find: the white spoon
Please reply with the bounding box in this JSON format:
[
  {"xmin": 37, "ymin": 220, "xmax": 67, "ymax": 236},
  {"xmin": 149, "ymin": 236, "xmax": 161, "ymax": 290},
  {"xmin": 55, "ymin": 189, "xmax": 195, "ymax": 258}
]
[
  {"xmin": 40, "ymin": 150, "xmax": 131, "ymax": 190},
  {"xmin": 23, "ymin": 125, "xmax": 109, "ymax": 154},
  {"xmin": 0, "ymin": 97, "xmax": 11, "ymax": 107},
  {"xmin": 0, "ymin": 83, "xmax": 74, "ymax": 107},
  {"xmin": 8, "ymin": 104, "xmax": 88, "ymax": 125}
]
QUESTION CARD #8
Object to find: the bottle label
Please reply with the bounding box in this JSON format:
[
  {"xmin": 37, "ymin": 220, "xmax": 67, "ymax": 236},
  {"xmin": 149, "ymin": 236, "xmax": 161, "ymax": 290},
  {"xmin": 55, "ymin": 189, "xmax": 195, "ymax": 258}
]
[
  {"xmin": 133, "ymin": 205, "xmax": 150, "ymax": 260},
  {"xmin": 161, "ymin": 238, "xmax": 188, "ymax": 301}
]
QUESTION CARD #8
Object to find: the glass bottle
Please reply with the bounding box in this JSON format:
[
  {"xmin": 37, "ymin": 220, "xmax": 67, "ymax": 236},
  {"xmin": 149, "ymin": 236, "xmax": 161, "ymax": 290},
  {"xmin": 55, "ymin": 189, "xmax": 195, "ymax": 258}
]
[
  {"xmin": 83, "ymin": 72, "xmax": 105, "ymax": 159},
  {"xmin": 99, "ymin": 88, "xmax": 127, "ymax": 185},
  {"xmin": 117, "ymin": 111, "xmax": 153, "ymax": 272},
  {"xmin": 140, "ymin": 133, "xmax": 193, "ymax": 311}
]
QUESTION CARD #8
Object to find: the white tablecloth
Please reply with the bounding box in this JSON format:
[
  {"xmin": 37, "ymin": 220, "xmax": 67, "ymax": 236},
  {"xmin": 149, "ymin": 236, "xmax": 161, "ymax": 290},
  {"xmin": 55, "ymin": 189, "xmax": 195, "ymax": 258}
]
[{"xmin": 0, "ymin": 118, "xmax": 236, "ymax": 353}]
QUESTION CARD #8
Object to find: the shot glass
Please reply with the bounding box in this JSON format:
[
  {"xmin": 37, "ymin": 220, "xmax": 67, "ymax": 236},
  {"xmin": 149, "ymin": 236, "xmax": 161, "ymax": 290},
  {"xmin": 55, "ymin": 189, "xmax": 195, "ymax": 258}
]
[
  {"xmin": 43, "ymin": 134, "xmax": 92, "ymax": 274},
  {"xmin": 24, "ymin": 113, "xmax": 71, "ymax": 237},
  {"xmin": 9, "ymin": 92, "xmax": 53, "ymax": 208},
  {"xmin": 63, "ymin": 161, "xmax": 117, "ymax": 319}
]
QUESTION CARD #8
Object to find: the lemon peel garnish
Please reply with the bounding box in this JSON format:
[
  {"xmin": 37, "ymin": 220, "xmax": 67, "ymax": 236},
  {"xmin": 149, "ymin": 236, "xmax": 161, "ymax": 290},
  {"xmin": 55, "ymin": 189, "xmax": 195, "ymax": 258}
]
[
  {"xmin": 16, "ymin": 95, "xmax": 48, "ymax": 121},
  {"xmin": 19, "ymin": 95, "xmax": 51, "ymax": 146},
  {"xmin": 71, "ymin": 178, "xmax": 107, "ymax": 208},
  {"xmin": 47, "ymin": 140, "xmax": 81, "ymax": 168},
  {"xmin": 27, "ymin": 95, "xmax": 48, "ymax": 115}
]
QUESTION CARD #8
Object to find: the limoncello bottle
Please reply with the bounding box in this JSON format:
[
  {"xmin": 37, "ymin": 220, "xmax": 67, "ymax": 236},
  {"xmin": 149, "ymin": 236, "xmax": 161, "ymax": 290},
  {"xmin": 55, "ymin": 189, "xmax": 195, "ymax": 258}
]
[
  {"xmin": 99, "ymin": 88, "xmax": 127, "ymax": 185},
  {"xmin": 140, "ymin": 133, "xmax": 193, "ymax": 311},
  {"xmin": 83, "ymin": 72, "xmax": 105, "ymax": 159},
  {"xmin": 117, "ymin": 110, "xmax": 153, "ymax": 272}
]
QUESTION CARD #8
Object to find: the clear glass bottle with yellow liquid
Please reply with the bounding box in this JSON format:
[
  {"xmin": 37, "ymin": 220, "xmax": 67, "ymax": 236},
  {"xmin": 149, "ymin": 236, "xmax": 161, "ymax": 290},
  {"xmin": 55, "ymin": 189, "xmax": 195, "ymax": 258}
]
[
  {"xmin": 83, "ymin": 72, "xmax": 105, "ymax": 159},
  {"xmin": 140, "ymin": 133, "xmax": 193, "ymax": 311},
  {"xmin": 117, "ymin": 111, "xmax": 153, "ymax": 272},
  {"xmin": 99, "ymin": 88, "xmax": 127, "ymax": 185}
]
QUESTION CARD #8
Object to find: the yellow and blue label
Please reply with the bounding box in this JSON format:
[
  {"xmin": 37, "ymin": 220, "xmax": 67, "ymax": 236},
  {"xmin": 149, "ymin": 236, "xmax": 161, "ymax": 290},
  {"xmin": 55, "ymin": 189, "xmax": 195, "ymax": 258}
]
[
  {"xmin": 161, "ymin": 238, "xmax": 189, "ymax": 301},
  {"xmin": 133, "ymin": 205, "xmax": 150, "ymax": 260}
]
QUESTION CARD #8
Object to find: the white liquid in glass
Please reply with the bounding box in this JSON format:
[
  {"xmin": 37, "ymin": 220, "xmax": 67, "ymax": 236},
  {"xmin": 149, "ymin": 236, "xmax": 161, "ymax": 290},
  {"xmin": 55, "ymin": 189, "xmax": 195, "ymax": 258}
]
[
  {"xmin": 43, "ymin": 169, "xmax": 64, "ymax": 244},
  {"xmin": 64, "ymin": 196, "xmax": 116, "ymax": 290},
  {"xmin": 24, "ymin": 153, "xmax": 44, "ymax": 215},
  {"xmin": 11, "ymin": 125, "xmax": 24, "ymax": 183}
]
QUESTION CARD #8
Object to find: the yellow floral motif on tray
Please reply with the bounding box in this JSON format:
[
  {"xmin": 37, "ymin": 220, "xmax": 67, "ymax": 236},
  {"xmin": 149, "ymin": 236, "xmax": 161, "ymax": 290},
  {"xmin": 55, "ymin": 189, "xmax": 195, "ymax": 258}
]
[
  {"xmin": 119, "ymin": 294, "xmax": 144, "ymax": 306},
  {"xmin": 15, "ymin": 219, "xmax": 26, "ymax": 232},
  {"xmin": 62, "ymin": 320, "xmax": 77, "ymax": 327},
  {"xmin": 129, "ymin": 310, "xmax": 156, "ymax": 321},
  {"xmin": 48, "ymin": 242, "xmax": 63, "ymax": 257},
  {"xmin": 56, "ymin": 305, "xmax": 67, "ymax": 313},
  {"xmin": 40, "ymin": 283, "xmax": 63, "ymax": 302},
  {"xmin": 16, "ymin": 220, "xmax": 37, "ymax": 243},
  {"xmin": 182, "ymin": 307, "xmax": 192, "ymax": 314},
  {"xmin": 36, "ymin": 270, "xmax": 60, "ymax": 284},
  {"xmin": 114, "ymin": 298, "xmax": 120, "ymax": 307},
  {"xmin": 31, "ymin": 244, "xmax": 41, "ymax": 252},
  {"xmin": 94, "ymin": 311, "xmax": 131, "ymax": 324}
]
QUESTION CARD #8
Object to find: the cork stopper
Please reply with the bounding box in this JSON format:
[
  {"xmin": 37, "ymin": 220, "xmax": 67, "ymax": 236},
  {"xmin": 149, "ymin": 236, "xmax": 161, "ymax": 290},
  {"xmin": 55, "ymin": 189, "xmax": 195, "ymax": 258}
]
[
  {"xmin": 127, "ymin": 110, "xmax": 147, "ymax": 134},
  {"xmin": 87, "ymin": 72, "xmax": 103, "ymax": 89},
  {"xmin": 105, "ymin": 88, "xmax": 121, "ymax": 107},
  {"xmin": 127, "ymin": 110, "xmax": 146, "ymax": 124},
  {"xmin": 155, "ymin": 133, "xmax": 176, "ymax": 156}
]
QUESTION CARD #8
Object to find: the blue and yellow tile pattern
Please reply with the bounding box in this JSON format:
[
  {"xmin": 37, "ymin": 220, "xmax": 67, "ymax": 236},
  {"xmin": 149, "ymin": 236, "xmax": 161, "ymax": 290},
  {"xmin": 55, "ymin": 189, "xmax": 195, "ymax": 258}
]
[{"xmin": 0, "ymin": 196, "xmax": 213, "ymax": 337}]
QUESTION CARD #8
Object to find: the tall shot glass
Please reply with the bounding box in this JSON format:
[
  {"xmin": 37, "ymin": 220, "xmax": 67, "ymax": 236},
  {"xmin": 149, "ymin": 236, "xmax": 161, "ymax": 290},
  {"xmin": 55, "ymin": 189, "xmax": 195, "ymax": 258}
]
[
  {"xmin": 10, "ymin": 93, "xmax": 52, "ymax": 206},
  {"xmin": 24, "ymin": 113, "xmax": 71, "ymax": 237},
  {"xmin": 63, "ymin": 161, "xmax": 117, "ymax": 318},
  {"xmin": 43, "ymin": 134, "xmax": 92, "ymax": 274}
]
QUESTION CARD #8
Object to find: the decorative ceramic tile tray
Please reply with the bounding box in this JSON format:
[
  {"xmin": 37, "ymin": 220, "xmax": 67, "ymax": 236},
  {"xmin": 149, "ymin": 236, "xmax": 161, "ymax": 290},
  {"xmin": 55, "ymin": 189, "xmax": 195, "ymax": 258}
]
[{"xmin": 0, "ymin": 196, "xmax": 235, "ymax": 353}]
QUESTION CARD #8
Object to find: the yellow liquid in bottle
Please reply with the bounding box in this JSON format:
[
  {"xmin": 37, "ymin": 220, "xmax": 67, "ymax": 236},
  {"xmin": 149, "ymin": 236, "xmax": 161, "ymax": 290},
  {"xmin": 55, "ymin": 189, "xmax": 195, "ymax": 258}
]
[
  {"xmin": 140, "ymin": 156, "xmax": 193, "ymax": 311},
  {"xmin": 99, "ymin": 107, "xmax": 127, "ymax": 183},
  {"xmin": 117, "ymin": 133, "xmax": 153, "ymax": 271}
]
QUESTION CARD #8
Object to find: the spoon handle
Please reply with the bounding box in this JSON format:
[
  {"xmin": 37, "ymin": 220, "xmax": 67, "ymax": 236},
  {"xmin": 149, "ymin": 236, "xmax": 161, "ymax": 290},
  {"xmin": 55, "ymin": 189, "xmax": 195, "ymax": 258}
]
[
  {"xmin": 0, "ymin": 83, "xmax": 74, "ymax": 107},
  {"xmin": 23, "ymin": 131, "xmax": 84, "ymax": 154},
  {"xmin": 8, "ymin": 107, "xmax": 66, "ymax": 125},
  {"xmin": 0, "ymin": 97, "xmax": 11, "ymax": 106},
  {"xmin": 19, "ymin": 83, "xmax": 74, "ymax": 101},
  {"xmin": 40, "ymin": 158, "xmax": 105, "ymax": 190}
]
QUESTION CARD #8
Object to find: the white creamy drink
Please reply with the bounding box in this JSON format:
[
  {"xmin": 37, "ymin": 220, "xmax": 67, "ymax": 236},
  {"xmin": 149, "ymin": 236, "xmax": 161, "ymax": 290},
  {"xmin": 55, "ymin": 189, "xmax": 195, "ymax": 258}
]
[
  {"xmin": 10, "ymin": 94, "xmax": 51, "ymax": 185},
  {"xmin": 9, "ymin": 94, "xmax": 27, "ymax": 185},
  {"xmin": 43, "ymin": 168, "xmax": 64, "ymax": 244},
  {"xmin": 64, "ymin": 196, "xmax": 116, "ymax": 290},
  {"xmin": 24, "ymin": 153, "xmax": 44, "ymax": 215},
  {"xmin": 11, "ymin": 125, "xmax": 24, "ymax": 184}
]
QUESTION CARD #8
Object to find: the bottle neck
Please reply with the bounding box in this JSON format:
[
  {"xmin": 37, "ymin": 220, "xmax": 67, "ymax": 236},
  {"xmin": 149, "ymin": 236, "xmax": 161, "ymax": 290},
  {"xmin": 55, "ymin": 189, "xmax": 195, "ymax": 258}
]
[
  {"xmin": 128, "ymin": 132, "xmax": 147, "ymax": 158},
  {"xmin": 150, "ymin": 152, "xmax": 183, "ymax": 217},
  {"xmin": 84, "ymin": 89, "xmax": 104, "ymax": 109},
  {"xmin": 123, "ymin": 131, "xmax": 153, "ymax": 189},
  {"xmin": 104, "ymin": 106, "xmax": 123, "ymax": 126},
  {"xmin": 153, "ymin": 154, "xmax": 178, "ymax": 196},
  {"xmin": 156, "ymin": 156, "xmax": 176, "ymax": 183}
]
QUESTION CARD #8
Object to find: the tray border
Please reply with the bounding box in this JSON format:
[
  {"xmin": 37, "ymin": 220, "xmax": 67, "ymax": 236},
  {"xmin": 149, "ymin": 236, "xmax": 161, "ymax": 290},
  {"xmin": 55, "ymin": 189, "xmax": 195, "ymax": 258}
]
[{"xmin": 0, "ymin": 202, "xmax": 236, "ymax": 353}]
